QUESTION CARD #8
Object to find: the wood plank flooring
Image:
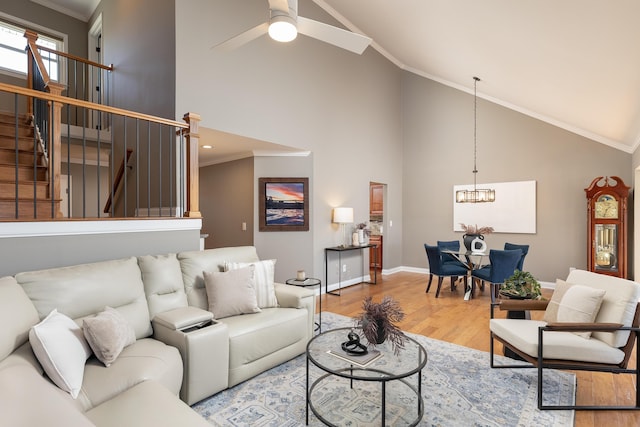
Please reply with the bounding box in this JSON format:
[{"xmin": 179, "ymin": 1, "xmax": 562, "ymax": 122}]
[{"xmin": 318, "ymin": 271, "xmax": 639, "ymax": 427}]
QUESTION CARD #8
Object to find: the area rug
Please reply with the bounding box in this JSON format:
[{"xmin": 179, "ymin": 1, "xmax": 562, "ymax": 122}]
[{"xmin": 192, "ymin": 312, "xmax": 575, "ymax": 426}]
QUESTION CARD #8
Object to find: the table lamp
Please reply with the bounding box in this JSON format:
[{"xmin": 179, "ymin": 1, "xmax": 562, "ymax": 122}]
[{"xmin": 332, "ymin": 207, "xmax": 353, "ymax": 247}]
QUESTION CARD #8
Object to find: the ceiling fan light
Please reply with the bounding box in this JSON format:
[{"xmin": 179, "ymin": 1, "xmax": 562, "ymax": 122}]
[{"xmin": 269, "ymin": 15, "xmax": 297, "ymax": 42}]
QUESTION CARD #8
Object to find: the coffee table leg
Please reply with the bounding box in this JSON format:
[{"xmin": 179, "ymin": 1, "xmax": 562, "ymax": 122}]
[
  {"xmin": 381, "ymin": 381, "xmax": 386, "ymax": 426},
  {"xmin": 306, "ymin": 356, "xmax": 309, "ymax": 425}
]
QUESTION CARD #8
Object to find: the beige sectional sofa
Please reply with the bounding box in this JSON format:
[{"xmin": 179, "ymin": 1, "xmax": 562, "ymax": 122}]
[{"xmin": 0, "ymin": 246, "xmax": 315, "ymax": 426}]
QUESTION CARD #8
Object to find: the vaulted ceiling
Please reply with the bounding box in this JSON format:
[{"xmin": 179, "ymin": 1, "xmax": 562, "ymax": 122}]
[{"xmin": 37, "ymin": 0, "xmax": 640, "ymax": 159}]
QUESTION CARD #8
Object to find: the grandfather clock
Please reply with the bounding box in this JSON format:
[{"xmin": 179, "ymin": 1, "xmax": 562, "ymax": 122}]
[{"xmin": 585, "ymin": 176, "xmax": 629, "ymax": 278}]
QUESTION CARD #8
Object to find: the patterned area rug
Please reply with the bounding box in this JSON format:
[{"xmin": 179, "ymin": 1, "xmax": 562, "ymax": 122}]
[{"xmin": 192, "ymin": 312, "xmax": 575, "ymax": 426}]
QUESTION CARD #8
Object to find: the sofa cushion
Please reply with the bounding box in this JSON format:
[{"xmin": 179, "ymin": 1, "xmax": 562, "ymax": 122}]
[
  {"xmin": 16, "ymin": 257, "xmax": 153, "ymax": 339},
  {"xmin": 0, "ymin": 276, "xmax": 39, "ymax": 362},
  {"xmin": 77, "ymin": 338, "xmax": 183, "ymax": 411},
  {"xmin": 565, "ymin": 269, "xmax": 640, "ymax": 347},
  {"xmin": 226, "ymin": 259, "xmax": 278, "ymax": 308},
  {"xmin": 85, "ymin": 380, "xmax": 210, "ymax": 427},
  {"xmin": 204, "ymin": 266, "xmax": 261, "ymax": 319},
  {"xmin": 556, "ymin": 284, "xmax": 606, "ymax": 338},
  {"xmin": 178, "ymin": 247, "xmax": 261, "ymax": 310},
  {"xmin": 138, "ymin": 253, "xmax": 188, "ymax": 319},
  {"xmin": 0, "ymin": 364, "xmax": 94, "ymax": 427},
  {"xmin": 29, "ymin": 309, "xmax": 92, "ymax": 399},
  {"xmin": 490, "ymin": 318, "xmax": 625, "ymax": 364},
  {"xmin": 83, "ymin": 307, "xmax": 136, "ymax": 367}
]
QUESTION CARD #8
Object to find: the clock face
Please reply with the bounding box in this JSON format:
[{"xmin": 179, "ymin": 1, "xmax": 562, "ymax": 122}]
[{"xmin": 595, "ymin": 194, "xmax": 618, "ymax": 219}]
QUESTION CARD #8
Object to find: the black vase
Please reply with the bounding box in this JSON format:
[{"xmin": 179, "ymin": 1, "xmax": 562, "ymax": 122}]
[
  {"xmin": 362, "ymin": 317, "xmax": 387, "ymax": 344},
  {"xmin": 463, "ymin": 233, "xmax": 483, "ymax": 251}
]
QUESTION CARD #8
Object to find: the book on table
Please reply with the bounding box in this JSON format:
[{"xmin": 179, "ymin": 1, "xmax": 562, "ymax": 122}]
[
  {"xmin": 290, "ymin": 278, "xmax": 312, "ymax": 285},
  {"xmin": 327, "ymin": 348, "xmax": 382, "ymax": 368}
]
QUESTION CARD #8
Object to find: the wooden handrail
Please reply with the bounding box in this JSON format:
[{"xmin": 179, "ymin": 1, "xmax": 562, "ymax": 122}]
[
  {"xmin": 0, "ymin": 82, "xmax": 188, "ymax": 130},
  {"xmin": 103, "ymin": 149, "xmax": 134, "ymax": 214},
  {"xmin": 34, "ymin": 44, "xmax": 114, "ymax": 71},
  {"xmin": 24, "ymin": 30, "xmax": 53, "ymax": 89}
]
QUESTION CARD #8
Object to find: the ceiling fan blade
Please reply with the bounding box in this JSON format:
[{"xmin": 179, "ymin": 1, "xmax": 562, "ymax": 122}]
[
  {"xmin": 211, "ymin": 22, "xmax": 269, "ymax": 51},
  {"xmin": 297, "ymin": 16, "xmax": 371, "ymax": 55}
]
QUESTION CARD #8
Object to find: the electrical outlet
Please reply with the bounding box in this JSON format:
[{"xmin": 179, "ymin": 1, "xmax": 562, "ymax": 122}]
[{"xmin": 342, "ymin": 264, "xmax": 347, "ymax": 273}]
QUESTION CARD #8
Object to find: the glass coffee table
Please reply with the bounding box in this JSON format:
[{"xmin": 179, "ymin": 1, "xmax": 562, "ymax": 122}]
[{"xmin": 306, "ymin": 327, "xmax": 427, "ymax": 426}]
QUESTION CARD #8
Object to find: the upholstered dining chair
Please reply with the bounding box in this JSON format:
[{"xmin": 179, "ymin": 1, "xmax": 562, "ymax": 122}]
[
  {"xmin": 437, "ymin": 240, "xmax": 467, "ymax": 267},
  {"xmin": 470, "ymin": 249, "xmax": 521, "ymax": 302},
  {"xmin": 490, "ymin": 269, "xmax": 640, "ymax": 410},
  {"xmin": 504, "ymin": 242, "xmax": 529, "ymax": 271},
  {"xmin": 424, "ymin": 244, "xmax": 468, "ymax": 298}
]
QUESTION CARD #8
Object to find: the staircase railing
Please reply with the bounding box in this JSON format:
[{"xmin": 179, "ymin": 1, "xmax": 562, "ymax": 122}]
[{"xmin": 0, "ymin": 82, "xmax": 201, "ymax": 220}]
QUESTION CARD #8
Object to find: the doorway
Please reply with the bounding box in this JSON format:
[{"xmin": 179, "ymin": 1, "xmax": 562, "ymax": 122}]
[{"xmin": 369, "ymin": 182, "xmax": 385, "ymax": 271}]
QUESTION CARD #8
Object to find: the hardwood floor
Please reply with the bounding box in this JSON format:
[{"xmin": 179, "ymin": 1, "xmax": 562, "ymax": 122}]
[{"xmin": 318, "ymin": 271, "xmax": 639, "ymax": 427}]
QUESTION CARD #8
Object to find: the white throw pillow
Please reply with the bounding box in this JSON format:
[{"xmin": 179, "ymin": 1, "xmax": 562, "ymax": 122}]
[
  {"xmin": 225, "ymin": 259, "xmax": 278, "ymax": 308},
  {"xmin": 83, "ymin": 307, "xmax": 136, "ymax": 367},
  {"xmin": 204, "ymin": 265, "xmax": 261, "ymax": 319},
  {"xmin": 29, "ymin": 309, "xmax": 92, "ymax": 398},
  {"xmin": 557, "ymin": 284, "xmax": 606, "ymax": 339},
  {"xmin": 543, "ymin": 279, "xmax": 573, "ymax": 323}
]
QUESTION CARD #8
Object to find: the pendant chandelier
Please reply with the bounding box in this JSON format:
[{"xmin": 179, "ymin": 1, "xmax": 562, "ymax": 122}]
[{"xmin": 456, "ymin": 76, "xmax": 496, "ymax": 203}]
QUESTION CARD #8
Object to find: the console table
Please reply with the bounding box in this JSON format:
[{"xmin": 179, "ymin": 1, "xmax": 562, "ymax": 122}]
[{"xmin": 324, "ymin": 244, "xmax": 378, "ymax": 296}]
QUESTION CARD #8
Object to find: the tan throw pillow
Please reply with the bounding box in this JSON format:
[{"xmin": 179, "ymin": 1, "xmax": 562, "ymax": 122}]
[
  {"xmin": 225, "ymin": 259, "xmax": 278, "ymax": 308},
  {"xmin": 83, "ymin": 307, "xmax": 136, "ymax": 367},
  {"xmin": 29, "ymin": 309, "xmax": 92, "ymax": 399},
  {"xmin": 204, "ymin": 265, "xmax": 261, "ymax": 319},
  {"xmin": 543, "ymin": 279, "xmax": 573, "ymax": 323},
  {"xmin": 557, "ymin": 284, "xmax": 606, "ymax": 339}
]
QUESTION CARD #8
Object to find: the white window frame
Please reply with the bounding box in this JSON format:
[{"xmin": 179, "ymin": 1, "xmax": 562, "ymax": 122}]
[{"xmin": 0, "ymin": 12, "xmax": 68, "ymax": 84}]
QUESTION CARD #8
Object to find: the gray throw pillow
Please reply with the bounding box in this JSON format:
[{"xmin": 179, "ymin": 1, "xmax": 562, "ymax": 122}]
[
  {"xmin": 83, "ymin": 306, "xmax": 136, "ymax": 367},
  {"xmin": 204, "ymin": 265, "xmax": 261, "ymax": 319}
]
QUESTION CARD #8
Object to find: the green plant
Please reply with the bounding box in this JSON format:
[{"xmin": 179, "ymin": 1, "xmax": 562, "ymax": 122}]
[
  {"xmin": 459, "ymin": 223, "xmax": 494, "ymax": 235},
  {"xmin": 355, "ymin": 296, "xmax": 406, "ymax": 354},
  {"xmin": 500, "ymin": 270, "xmax": 542, "ymax": 299}
]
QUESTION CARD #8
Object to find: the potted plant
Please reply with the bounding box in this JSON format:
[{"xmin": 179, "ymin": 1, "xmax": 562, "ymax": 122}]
[
  {"xmin": 354, "ymin": 222, "xmax": 371, "ymax": 245},
  {"xmin": 355, "ymin": 296, "xmax": 406, "ymax": 354},
  {"xmin": 459, "ymin": 223, "xmax": 494, "ymax": 251},
  {"xmin": 500, "ymin": 270, "xmax": 542, "ymax": 300}
]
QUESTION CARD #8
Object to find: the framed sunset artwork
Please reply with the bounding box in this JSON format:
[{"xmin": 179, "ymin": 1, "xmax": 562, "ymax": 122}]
[{"xmin": 258, "ymin": 177, "xmax": 309, "ymax": 231}]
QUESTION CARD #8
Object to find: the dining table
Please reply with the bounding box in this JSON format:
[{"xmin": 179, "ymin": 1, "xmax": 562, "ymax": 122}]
[{"xmin": 442, "ymin": 249, "xmax": 491, "ymax": 300}]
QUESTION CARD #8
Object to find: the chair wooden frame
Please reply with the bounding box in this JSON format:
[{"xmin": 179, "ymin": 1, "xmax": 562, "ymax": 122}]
[{"xmin": 490, "ymin": 299, "xmax": 640, "ymax": 410}]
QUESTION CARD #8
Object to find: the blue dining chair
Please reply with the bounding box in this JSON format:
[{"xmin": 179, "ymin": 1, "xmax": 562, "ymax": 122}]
[
  {"xmin": 471, "ymin": 249, "xmax": 522, "ymax": 302},
  {"xmin": 424, "ymin": 244, "xmax": 469, "ymax": 298},
  {"xmin": 504, "ymin": 242, "xmax": 529, "ymax": 271},
  {"xmin": 437, "ymin": 240, "xmax": 466, "ymax": 268}
]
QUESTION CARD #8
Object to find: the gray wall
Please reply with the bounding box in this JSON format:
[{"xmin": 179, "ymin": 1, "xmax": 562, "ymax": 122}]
[
  {"xmin": 176, "ymin": 0, "xmax": 404, "ymax": 284},
  {"xmin": 0, "ymin": 228, "xmax": 201, "ymax": 277},
  {"xmin": 200, "ymin": 157, "xmax": 254, "ymax": 249},
  {"xmin": 402, "ymin": 74, "xmax": 632, "ymax": 282}
]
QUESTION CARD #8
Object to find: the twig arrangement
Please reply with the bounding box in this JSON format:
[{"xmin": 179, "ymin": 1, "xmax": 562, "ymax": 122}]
[{"xmin": 355, "ymin": 296, "xmax": 406, "ymax": 355}]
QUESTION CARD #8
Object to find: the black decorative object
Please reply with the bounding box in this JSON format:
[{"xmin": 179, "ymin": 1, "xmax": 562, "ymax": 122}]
[
  {"xmin": 355, "ymin": 296, "xmax": 406, "ymax": 355},
  {"xmin": 341, "ymin": 330, "xmax": 368, "ymax": 356}
]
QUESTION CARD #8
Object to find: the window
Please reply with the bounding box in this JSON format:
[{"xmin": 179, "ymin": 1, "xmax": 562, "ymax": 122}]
[{"xmin": 0, "ymin": 18, "xmax": 64, "ymax": 81}]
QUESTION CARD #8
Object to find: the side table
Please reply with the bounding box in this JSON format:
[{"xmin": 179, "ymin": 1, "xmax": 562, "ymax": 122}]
[{"xmin": 285, "ymin": 278, "xmax": 322, "ymax": 332}]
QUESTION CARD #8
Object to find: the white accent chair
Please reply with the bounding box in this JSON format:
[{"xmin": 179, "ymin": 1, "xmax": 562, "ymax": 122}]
[{"xmin": 489, "ymin": 269, "xmax": 640, "ymax": 410}]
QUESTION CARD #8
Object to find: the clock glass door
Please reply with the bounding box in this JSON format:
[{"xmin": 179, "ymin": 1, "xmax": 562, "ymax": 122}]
[{"xmin": 594, "ymin": 223, "xmax": 618, "ymax": 272}]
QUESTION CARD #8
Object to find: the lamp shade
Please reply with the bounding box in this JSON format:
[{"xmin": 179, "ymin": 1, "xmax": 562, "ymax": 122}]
[
  {"xmin": 268, "ymin": 15, "xmax": 297, "ymax": 42},
  {"xmin": 332, "ymin": 207, "xmax": 353, "ymax": 224}
]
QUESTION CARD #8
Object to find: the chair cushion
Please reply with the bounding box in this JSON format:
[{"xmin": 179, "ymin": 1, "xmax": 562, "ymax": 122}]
[
  {"xmin": 556, "ymin": 285, "xmax": 606, "ymax": 339},
  {"xmin": 566, "ymin": 269, "xmax": 640, "ymax": 347},
  {"xmin": 490, "ymin": 318, "xmax": 625, "ymax": 364}
]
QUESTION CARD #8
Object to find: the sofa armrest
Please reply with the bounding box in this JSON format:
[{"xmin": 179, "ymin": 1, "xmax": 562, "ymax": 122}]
[
  {"xmin": 153, "ymin": 307, "xmax": 213, "ymax": 331},
  {"xmin": 274, "ymin": 282, "xmax": 316, "ymax": 340},
  {"xmin": 274, "ymin": 282, "xmax": 315, "ymax": 308},
  {"xmin": 545, "ymin": 322, "xmax": 624, "ymax": 332}
]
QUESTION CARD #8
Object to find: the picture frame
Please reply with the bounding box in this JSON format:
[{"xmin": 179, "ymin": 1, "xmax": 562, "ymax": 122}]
[{"xmin": 259, "ymin": 177, "xmax": 309, "ymax": 231}]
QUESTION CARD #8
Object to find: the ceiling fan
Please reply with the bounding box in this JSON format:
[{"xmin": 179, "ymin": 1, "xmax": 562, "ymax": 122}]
[{"xmin": 212, "ymin": 0, "xmax": 372, "ymax": 54}]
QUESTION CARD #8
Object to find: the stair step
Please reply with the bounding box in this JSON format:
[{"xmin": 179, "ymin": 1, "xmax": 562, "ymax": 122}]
[
  {"xmin": 0, "ymin": 148, "xmax": 46, "ymax": 166},
  {"xmin": 0, "ymin": 180, "xmax": 49, "ymax": 199},
  {"xmin": 0, "ymin": 164, "xmax": 47, "ymax": 181},
  {"xmin": 0, "ymin": 199, "xmax": 60, "ymax": 219},
  {"xmin": 0, "ymin": 122, "xmax": 34, "ymax": 138},
  {"xmin": 0, "ymin": 111, "xmax": 31, "ymax": 126},
  {"xmin": 0, "ymin": 135, "xmax": 42, "ymax": 152}
]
